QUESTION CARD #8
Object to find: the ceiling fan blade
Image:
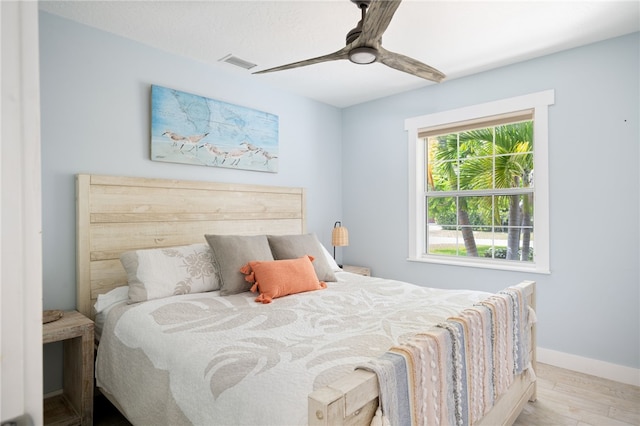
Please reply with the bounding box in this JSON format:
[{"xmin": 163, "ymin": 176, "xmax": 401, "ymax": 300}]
[
  {"xmin": 253, "ymin": 47, "xmax": 350, "ymax": 75},
  {"xmin": 378, "ymin": 47, "xmax": 446, "ymax": 82},
  {"xmin": 358, "ymin": 0, "xmax": 402, "ymax": 46}
]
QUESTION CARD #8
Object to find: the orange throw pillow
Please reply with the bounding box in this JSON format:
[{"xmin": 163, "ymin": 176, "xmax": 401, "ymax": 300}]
[{"xmin": 239, "ymin": 255, "xmax": 327, "ymax": 304}]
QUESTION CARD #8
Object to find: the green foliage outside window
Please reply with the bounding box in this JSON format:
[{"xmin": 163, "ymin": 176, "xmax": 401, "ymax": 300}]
[{"xmin": 426, "ymin": 121, "xmax": 534, "ymax": 262}]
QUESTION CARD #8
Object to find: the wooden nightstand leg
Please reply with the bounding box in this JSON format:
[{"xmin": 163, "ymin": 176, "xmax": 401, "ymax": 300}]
[
  {"xmin": 80, "ymin": 330, "xmax": 94, "ymax": 426},
  {"xmin": 62, "ymin": 332, "xmax": 94, "ymax": 425}
]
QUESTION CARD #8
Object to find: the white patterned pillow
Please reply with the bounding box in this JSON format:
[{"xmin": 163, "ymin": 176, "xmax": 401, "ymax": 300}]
[{"xmin": 121, "ymin": 243, "xmax": 219, "ymax": 303}]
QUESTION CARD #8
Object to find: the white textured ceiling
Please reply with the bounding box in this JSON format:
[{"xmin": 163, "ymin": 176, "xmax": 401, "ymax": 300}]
[{"xmin": 39, "ymin": 0, "xmax": 640, "ymax": 108}]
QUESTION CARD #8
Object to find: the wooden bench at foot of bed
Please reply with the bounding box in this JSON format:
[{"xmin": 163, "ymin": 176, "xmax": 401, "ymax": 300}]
[{"xmin": 309, "ymin": 280, "xmax": 537, "ymax": 426}]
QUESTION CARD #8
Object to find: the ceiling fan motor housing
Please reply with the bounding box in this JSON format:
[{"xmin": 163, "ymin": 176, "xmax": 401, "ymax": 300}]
[{"xmin": 346, "ymin": 0, "xmax": 376, "ymax": 64}]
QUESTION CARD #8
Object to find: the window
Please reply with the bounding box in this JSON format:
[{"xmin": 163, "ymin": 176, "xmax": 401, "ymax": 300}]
[{"xmin": 405, "ymin": 91, "xmax": 554, "ymax": 273}]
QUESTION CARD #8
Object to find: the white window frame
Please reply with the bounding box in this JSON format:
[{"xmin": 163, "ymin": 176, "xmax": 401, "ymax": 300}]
[{"xmin": 405, "ymin": 90, "xmax": 554, "ymax": 274}]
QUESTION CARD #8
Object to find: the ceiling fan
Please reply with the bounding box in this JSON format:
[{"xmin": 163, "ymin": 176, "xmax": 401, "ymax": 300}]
[{"xmin": 254, "ymin": 0, "xmax": 445, "ymax": 83}]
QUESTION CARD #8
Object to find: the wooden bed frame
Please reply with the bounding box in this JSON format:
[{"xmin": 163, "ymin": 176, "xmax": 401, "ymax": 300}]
[{"xmin": 76, "ymin": 173, "xmax": 536, "ymax": 426}]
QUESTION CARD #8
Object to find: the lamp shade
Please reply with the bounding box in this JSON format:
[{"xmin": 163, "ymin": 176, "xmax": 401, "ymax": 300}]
[{"xmin": 332, "ymin": 221, "xmax": 349, "ymax": 247}]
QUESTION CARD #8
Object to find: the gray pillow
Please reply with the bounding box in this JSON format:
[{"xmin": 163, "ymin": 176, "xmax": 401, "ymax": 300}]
[
  {"xmin": 205, "ymin": 234, "xmax": 274, "ymax": 296},
  {"xmin": 267, "ymin": 234, "xmax": 337, "ymax": 282}
]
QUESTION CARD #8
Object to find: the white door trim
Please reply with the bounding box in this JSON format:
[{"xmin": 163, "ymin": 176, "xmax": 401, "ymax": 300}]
[{"xmin": 1, "ymin": 1, "xmax": 43, "ymax": 423}]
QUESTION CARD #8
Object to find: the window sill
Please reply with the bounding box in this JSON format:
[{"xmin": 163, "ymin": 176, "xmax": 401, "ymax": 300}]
[{"xmin": 407, "ymin": 255, "xmax": 550, "ymax": 274}]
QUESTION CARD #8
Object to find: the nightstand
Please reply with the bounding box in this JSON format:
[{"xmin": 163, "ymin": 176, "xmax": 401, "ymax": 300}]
[
  {"xmin": 342, "ymin": 265, "xmax": 371, "ymax": 276},
  {"xmin": 43, "ymin": 310, "xmax": 94, "ymax": 426}
]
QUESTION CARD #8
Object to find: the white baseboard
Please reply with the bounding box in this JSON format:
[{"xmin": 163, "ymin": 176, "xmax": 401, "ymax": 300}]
[{"xmin": 537, "ymin": 347, "xmax": 640, "ymax": 387}]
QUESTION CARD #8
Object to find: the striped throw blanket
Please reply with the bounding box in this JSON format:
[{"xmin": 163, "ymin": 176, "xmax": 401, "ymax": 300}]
[{"xmin": 358, "ymin": 286, "xmax": 536, "ymax": 426}]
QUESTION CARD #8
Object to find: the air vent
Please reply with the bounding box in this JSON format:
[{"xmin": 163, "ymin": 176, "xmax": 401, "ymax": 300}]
[{"xmin": 219, "ymin": 54, "xmax": 257, "ymax": 70}]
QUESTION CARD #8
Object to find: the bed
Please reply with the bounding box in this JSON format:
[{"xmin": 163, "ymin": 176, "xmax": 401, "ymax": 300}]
[{"xmin": 76, "ymin": 173, "xmax": 537, "ymax": 426}]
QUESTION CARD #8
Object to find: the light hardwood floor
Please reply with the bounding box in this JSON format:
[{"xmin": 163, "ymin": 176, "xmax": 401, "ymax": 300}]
[
  {"xmin": 514, "ymin": 363, "xmax": 640, "ymax": 426},
  {"xmin": 95, "ymin": 362, "xmax": 640, "ymax": 425}
]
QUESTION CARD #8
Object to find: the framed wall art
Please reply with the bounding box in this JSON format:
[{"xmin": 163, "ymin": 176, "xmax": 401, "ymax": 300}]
[{"xmin": 151, "ymin": 85, "xmax": 279, "ymax": 173}]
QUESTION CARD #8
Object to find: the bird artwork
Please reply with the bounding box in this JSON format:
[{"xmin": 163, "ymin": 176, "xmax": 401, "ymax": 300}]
[
  {"xmin": 222, "ymin": 147, "xmax": 249, "ymax": 166},
  {"xmin": 152, "ymin": 86, "xmax": 278, "ymax": 173},
  {"xmin": 258, "ymin": 149, "xmax": 278, "ymax": 166},
  {"xmin": 239, "ymin": 142, "xmax": 278, "ymax": 166},
  {"xmin": 162, "ymin": 131, "xmax": 210, "ymax": 151},
  {"xmin": 199, "ymin": 143, "xmax": 225, "ymax": 165},
  {"xmin": 240, "ymin": 141, "xmax": 261, "ymax": 154},
  {"xmin": 181, "ymin": 132, "xmax": 210, "ymax": 152},
  {"xmin": 162, "ymin": 131, "xmax": 187, "ymax": 147},
  {"xmin": 199, "ymin": 143, "xmax": 250, "ymax": 167}
]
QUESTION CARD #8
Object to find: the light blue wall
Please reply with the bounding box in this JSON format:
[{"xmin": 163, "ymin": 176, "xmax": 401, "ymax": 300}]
[
  {"xmin": 39, "ymin": 12, "xmax": 343, "ymax": 391},
  {"xmin": 341, "ymin": 33, "xmax": 640, "ymax": 369}
]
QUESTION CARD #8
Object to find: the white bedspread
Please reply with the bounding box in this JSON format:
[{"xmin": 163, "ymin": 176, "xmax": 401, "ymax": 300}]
[{"xmin": 96, "ymin": 272, "xmax": 490, "ymax": 426}]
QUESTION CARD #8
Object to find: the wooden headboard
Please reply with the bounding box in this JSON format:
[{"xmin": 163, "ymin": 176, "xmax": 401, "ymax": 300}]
[{"xmin": 76, "ymin": 174, "xmax": 306, "ymax": 319}]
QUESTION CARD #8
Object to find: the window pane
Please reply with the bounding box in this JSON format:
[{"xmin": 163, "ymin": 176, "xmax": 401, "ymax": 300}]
[
  {"xmin": 497, "ymin": 121, "xmax": 534, "ymax": 151},
  {"xmin": 460, "ymin": 158, "xmax": 493, "ymax": 190},
  {"xmin": 495, "ymin": 194, "xmax": 533, "ymax": 229},
  {"xmin": 427, "ymin": 225, "xmax": 460, "ymax": 256},
  {"xmin": 485, "ymin": 228, "xmax": 534, "ymax": 262},
  {"xmin": 458, "ymin": 226, "xmax": 482, "ymax": 257},
  {"xmin": 428, "ymin": 135, "xmax": 459, "ymax": 192},
  {"xmin": 427, "ymin": 196, "xmax": 456, "ymax": 227},
  {"xmin": 494, "ymin": 153, "xmax": 533, "ymax": 189},
  {"xmin": 459, "ymin": 128, "xmax": 493, "ymax": 160},
  {"xmin": 430, "ymin": 160, "xmax": 458, "ymax": 191},
  {"xmin": 494, "ymin": 194, "xmax": 534, "ymax": 262},
  {"xmin": 459, "ymin": 196, "xmax": 493, "ymax": 229},
  {"xmin": 428, "ymin": 226, "xmax": 492, "ymax": 258}
]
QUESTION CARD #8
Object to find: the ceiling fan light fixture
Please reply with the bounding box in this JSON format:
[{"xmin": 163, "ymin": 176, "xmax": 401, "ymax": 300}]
[{"xmin": 349, "ymin": 47, "xmax": 378, "ymax": 64}]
